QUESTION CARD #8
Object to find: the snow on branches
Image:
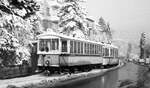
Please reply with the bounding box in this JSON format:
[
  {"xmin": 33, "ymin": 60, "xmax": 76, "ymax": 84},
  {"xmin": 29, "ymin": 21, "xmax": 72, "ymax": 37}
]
[
  {"xmin": 0, "ymin": 0, "xmax": 41, "ymax": 66},
  {"xmin": 58, "ymin": 0, "xmax": 87, "ymax": 38},
  {"xmin": 0, "ymin": 0, "xmax": 40, "ymax": 19}
]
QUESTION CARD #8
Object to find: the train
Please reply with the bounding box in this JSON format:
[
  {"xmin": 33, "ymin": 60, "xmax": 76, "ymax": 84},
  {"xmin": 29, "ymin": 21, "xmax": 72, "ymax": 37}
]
[{"xmin": 37, "ymin": 32, "xmax": 119, "ymax": 73}]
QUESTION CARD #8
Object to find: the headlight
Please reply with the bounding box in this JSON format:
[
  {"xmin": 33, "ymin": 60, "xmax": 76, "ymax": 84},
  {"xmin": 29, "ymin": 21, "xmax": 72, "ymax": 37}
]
[{"xmin": 45, "ymin": 60, "xmax": 50, "ymax": 66}]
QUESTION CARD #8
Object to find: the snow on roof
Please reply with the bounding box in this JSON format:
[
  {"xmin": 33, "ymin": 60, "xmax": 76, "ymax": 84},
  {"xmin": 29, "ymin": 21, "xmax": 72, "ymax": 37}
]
[
  {"xmin": 85, "ymin": 16, "xmax": 95, "ymax": 22},
  {"xmin": 103, "ymin": 43, "xmax": 118, "ymax": 49},
  {"xmin": 38, "ymin": 32, "xmax": 118, "ymax": 48}
]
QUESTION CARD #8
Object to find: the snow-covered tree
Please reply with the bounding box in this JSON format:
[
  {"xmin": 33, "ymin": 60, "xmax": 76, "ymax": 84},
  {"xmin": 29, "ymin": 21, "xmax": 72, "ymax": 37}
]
[
  {"xmin": 98, "ymin": 17, "xmax": 112, "ymax": 43},
  {"xmin": 58, "ymin": 0, "xmax": 87, "ymax": 38},
  {"xmin": 106, "ymin": 22, "xmax": 113, "ymax": 43},
  {"xmin": 98, "ymin": 17, "xmax": 106, "ymax": 29},
  {"xmin": 0, "ymin": 0, "xmax": 40, "ymax": 66}
]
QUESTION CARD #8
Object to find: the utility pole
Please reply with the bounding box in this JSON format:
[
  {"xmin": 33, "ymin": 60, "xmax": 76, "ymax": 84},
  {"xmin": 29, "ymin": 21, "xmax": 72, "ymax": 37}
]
[{"xmin": 140, "ymin": 32, "xmax": 146, "ymax": 59}]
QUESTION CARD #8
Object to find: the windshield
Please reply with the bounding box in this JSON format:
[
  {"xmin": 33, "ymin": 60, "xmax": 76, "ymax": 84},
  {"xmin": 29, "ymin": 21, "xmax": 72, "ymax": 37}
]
[{"xmin": 39, "ymin": 38, "xmax": 59, "ymax": 52}]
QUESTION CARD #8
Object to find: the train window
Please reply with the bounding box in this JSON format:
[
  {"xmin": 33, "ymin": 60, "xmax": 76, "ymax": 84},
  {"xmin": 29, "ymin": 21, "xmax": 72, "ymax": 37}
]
[
  {"xmin": 92, "ymin": 44, "xmax": 94, "ymax": 54},
  {"xmin": 112, "ymin": 49, "xmax": 114, "ymax": 57},
  {"xmin": 114, "ymin": 50, "xmax": 116, "ymax": 57},
  {"xmin": 110, "ymin": 49, "xmax": 113, "ymax": 56},
  {"xmin": 39, "ymin": 40, "xmax": 44, "ymax": 51},
  {"xmin": 70, "ymin": 41, "xmax": 73, "ymax": 53},
  {"xmin": 86, "ymin": 43, "xmax": 88, "ymax": 54},
  {"xmin": 113, "ymin": 49, "xmax": 115, "ymax": 57},
  {"xmin": 105, "ymin": 48, "xmax": 107, "ymax": 56},
  {"xmin": 105, "ymin": 48, "xmax": 109, "ymax": 56},
  {"xmin": 98, "ymin": 45, "xmax": 100, "ymax": 54},
  {"xmin": 96, "ymin": 45, "xmax": 98, "ymax": 54},
  {"xmin": 91, "ymin": 44, "xmax": 93, "ymax": 54},
  {"xmin": 84, "ymin": 43, "xmax": 86, "ymax": 54},
  {"xmin": 78, "ymin": 42, "xmax": 80, "ymax": 54},
  {"xmin": 45, "ymin": 40, "xmax": 49, "ymax": 52},
  {"xmin": 95, "ymin": 45, "xmax": 96, "ymax": 54},
  {"xmin": 47, "ymin": 39, "xmax": 51, "ymax": 51},
  {"xmin": 116, "ymin": 50, "xmax": 118, "ymax": 57},
  {"xmin": 62, "ymin": 40, "xmax": 67, "ymax": 52},
  {"xmin": 74, "ymin": 41, "xmax": 77, "ymax": 53},
  {"xmin": 87, "ymin": 43, "xmax": 90, "ymax": 54},
  {"xmin": 95, "ymin": 45, "xmax": 97, "ymax": 54},
  {"xmin": 89, "ymin": 44, "xmax": 91, "ymax": 54},
  {"xmin": 98, "ymin": 45, "xmax": 101, "ymax": 54},
  {"xmin": 102, "ymin": 47, "xmax": 105, "ymax": 56},
  {"xmin": 52, "ymin": 39, "xmax": 59, "ymax": 50},
  {"xmin": 100, "ymin": 45, "xmax": 102, "ymax": 54},
  {"xmin": 81, "ymin": 42, "xmax": 83, "ymax": 54},
  {"xmin": 97, "ymin": 45, "xmax": 99, "ymax": 54},
  {"xmin": 43, "ymin": 40, "xmax": 47, "ymax": 51},
  {"xmin": 107, "ymin": 48, "xmax": 109, "ymax": 56}
]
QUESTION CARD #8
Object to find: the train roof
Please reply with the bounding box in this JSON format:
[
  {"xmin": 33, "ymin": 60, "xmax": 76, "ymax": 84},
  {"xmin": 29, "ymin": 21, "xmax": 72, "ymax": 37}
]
[
  {"xmin": 104, "ymin": 43, "xmax": 118, "ymax": 49},
  {"xmin": 38, "ymin": 32, "xmax": 118, "ymax": 48}
]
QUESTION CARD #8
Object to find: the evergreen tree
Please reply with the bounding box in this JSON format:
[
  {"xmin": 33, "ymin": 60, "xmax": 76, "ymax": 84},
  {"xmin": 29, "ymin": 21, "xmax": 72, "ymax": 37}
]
[
  {"xmin": 58, "ymin": 0, "xmax": 87, "ymax": 38},
  {"xmin": 98, "ymin": 17, "xmax": 106, "ymax": 30},
  {"xmin": 98, "ymin": 17, "xmax": 112, "ymax": 43}
]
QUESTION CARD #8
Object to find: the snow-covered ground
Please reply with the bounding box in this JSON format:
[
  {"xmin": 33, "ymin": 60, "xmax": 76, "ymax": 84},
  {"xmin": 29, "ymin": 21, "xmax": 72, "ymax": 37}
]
[{"xmin": 0, "ymin": 62, "xmax": 124, "ymax": 88}]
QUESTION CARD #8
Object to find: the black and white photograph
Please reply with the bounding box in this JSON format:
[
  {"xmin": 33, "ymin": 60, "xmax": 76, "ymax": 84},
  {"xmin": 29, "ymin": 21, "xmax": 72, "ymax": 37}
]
[{"xmin": 0, "ymin": 0, "xmax": 150, "ymax": 88}]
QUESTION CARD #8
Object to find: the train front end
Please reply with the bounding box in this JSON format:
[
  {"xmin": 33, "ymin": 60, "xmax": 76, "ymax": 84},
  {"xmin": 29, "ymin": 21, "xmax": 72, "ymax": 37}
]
[{"xmin": 37, "ymin": 33, "xmax": 61, "ymax": 71}]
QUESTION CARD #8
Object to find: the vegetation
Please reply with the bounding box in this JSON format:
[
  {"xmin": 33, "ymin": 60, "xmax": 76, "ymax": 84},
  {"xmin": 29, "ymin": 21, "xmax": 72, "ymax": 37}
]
[
  {"xmin": 58, "ymin": 0, "xmax": 87, "ymax": 38},
  {"xmin": 0, "ymin": 0, "xmax": 40, "ymax": 66},
  {"xmin": 98, "ymin": 17, "xmax": 112, "ymax": 43}
]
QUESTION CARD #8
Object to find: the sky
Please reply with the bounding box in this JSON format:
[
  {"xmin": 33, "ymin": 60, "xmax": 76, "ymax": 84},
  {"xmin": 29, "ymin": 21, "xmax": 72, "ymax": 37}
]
[{"xmin": 85, "ymin": 0, "xmax": 150, "ymax": 44}]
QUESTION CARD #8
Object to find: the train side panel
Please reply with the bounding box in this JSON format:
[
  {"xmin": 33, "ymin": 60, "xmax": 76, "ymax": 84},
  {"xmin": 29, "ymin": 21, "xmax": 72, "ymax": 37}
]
[
  {"xmin": 59, "ymin": 56, "xmax": 103, "ymax": 66},
  {"xmin": 38, "ymin": 55, "xmax": 60, "ymax": 67}
]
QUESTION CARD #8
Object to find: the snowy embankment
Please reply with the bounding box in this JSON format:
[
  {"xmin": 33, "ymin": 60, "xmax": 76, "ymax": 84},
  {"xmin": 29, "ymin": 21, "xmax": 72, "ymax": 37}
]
[{"xmin": 1, "ymin": 62, "xmax": 125, "ymax": 88}]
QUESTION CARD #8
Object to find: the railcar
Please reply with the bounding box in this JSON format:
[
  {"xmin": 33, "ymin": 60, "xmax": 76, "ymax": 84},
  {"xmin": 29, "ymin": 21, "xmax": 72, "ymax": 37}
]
[
  {"xmin": 102, "ymin": 44, "xmax": 119, "ymax": 67},
  {"xmin": 37, "ymin": 32, "xmax": 118, "ymax": 73}
]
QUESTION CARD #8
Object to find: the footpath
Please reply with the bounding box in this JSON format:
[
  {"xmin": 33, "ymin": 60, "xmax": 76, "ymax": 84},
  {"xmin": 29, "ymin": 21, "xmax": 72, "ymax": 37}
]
[{"xmin": 0, "ymin": 62, "xmax": 125, "ymax": 88}]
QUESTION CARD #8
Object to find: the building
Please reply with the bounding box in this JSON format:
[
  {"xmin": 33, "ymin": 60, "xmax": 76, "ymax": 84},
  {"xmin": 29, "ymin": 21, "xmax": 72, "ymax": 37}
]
[
  {"xmin": 37, "ymin": 0, "xmax": 62, "ymax": 32},
  {"xmin": 85, "ymin": 16, "xmax": 108, "ymax": 43}
]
